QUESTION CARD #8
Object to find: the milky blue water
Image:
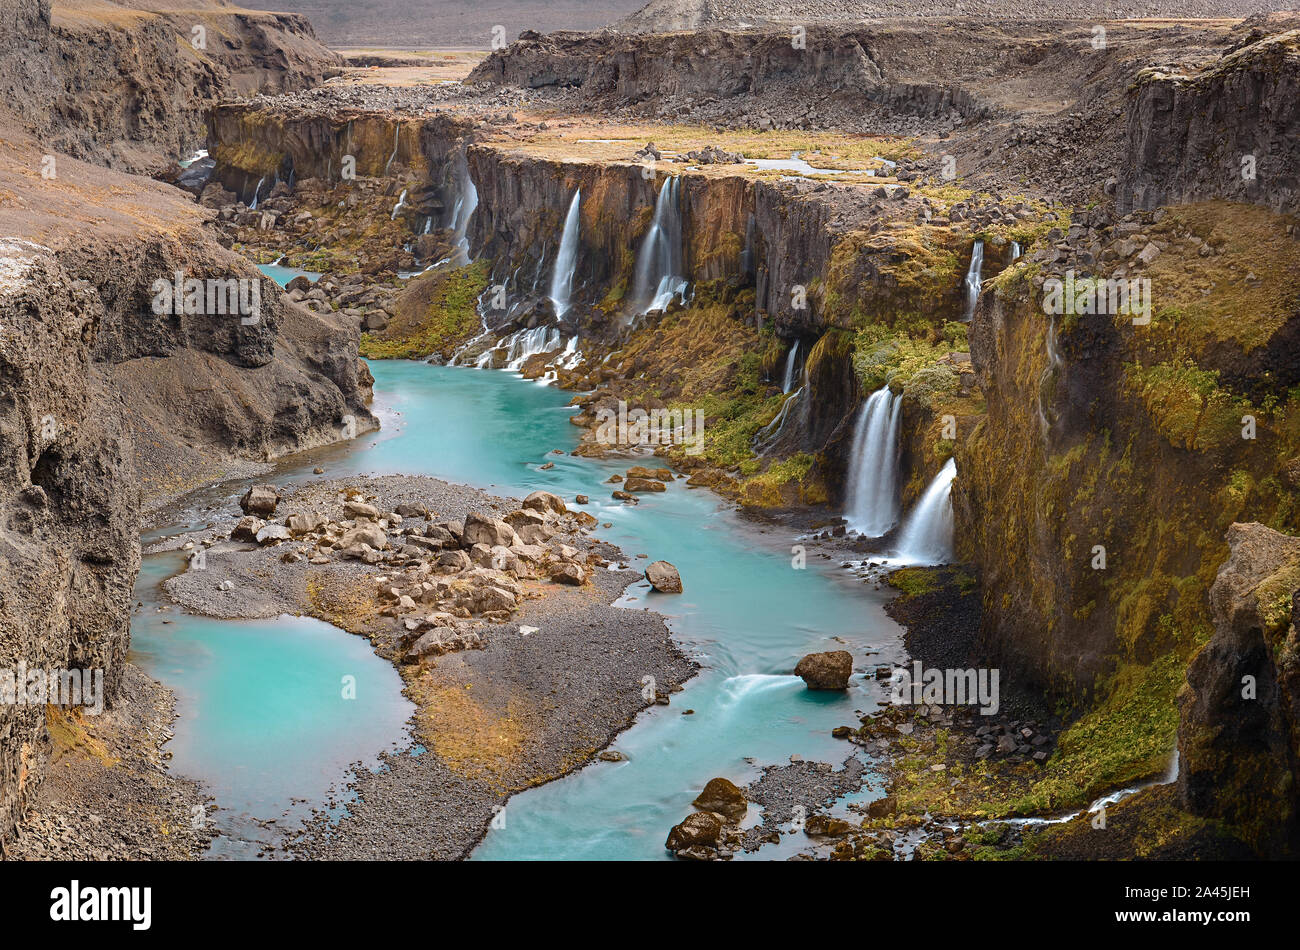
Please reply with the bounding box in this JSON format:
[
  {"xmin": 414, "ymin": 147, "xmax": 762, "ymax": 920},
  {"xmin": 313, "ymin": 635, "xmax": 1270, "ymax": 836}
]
[
  {"xmin": 133, "ymin": 361, "xmax": 905, "ymax": 860},
  {"xmin": 129, "ymin": 554, "xmax": 412, "ymax": 859}
]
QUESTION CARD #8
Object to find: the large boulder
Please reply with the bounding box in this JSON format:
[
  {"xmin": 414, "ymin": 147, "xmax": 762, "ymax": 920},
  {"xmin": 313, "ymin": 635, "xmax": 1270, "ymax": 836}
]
[
  {"xmin": 665, "ymin": 811, "xmax": 723, "ymax": 853},
  {"xmin": 522, "ymin": 490, "xmax": 567, "ymax": 515},
  {"xmin": 795, "ymin": 650, "xmax": 854, "ymax": 690},
  {"xmin": 693, "ymin": 778, "xmax": 747, "ymax": 821},
  {"xmin": 624, "ymin": 477, "xmax": 666, "ymax": 493},
  {"xmin": 341, "ymin": 524, "xmax": 388, "ymax": 550},
  {"xmin": 463, "ymin": 510, "xmax": 519, "ymax": 548},
  {"xmin": 645, "ymin": 560, "xmax": 682, "ymax": 593},
  {"xmin": 240, "ymin": 484, "xmax": 280, "ymax": 516}
]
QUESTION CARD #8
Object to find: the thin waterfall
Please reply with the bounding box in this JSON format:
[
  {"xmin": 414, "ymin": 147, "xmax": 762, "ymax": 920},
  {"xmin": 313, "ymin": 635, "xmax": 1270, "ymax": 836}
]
[
  {"xmin": 844, "ymin": 387, "xmax": 903, "ymax": 537},
  {"xmin": 383, "ymin": 124, "xmax": 400, "ymax": 176},
  {"xmin": 249, "ymin": 176, "xmax": 265, "ymax": 210},
  {"xmin": 961, "ymin": 240, "xmax": 984, "ymax": 322},
  {"xmin": 549, "ymin": 189, "xmax": 581, "ymax": 317},
  {"xmin": 740, "ymin": 212, "xmax": 757, "ymax": 277},
  {"xmin": 1010, "ymin": 240, "xmax": 1022, "ymax": 261},
  {"xmin": 1036, "ymin": 315, "xmax": 1063, "ymax": 439},
  {"xmin": 391, "ymin": 188, "xmax": 407, "ymax": 220},
  {"xmin": 781, "ymin": 341, "xmax": 801, "ymax": 393},
  {"xmin": 894, "ymin": 458, "xmax": 958, "ymax": 564},
  {"xmin": 446, "ymin": 149, "xmax": 479, "ymax": 266},
  {"xmin": 630, "ymin": 176, "xmax": 689, "ymax": 315}
]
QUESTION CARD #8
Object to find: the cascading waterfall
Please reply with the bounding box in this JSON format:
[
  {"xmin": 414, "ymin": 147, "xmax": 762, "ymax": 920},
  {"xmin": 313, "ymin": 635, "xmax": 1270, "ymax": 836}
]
[
  {"xmin": 961, "ymin": 239, "xmax": 984, "ymax": 322},
  {"xmin": 630, "ymin": 176, "xmax": 689, "ymax": 315},
  {"xmin": 754, "ymin": 387, "xmax": 802, "ymax": 452},
  {"xmin": 501, "ymin": 326, "xmax": 564, "ymax": 371},
  {"xmin": 249, "ymin": 176, "xmax": 265, "ymax": 210},
  {"xmin": 446, "ymin": 150, "xmax": 479, "ymax": 266},
  {"xmin": 383, "ymin": 124, "xmax": 400, "ymax": 176},
  {"xmin": 893, "ymin": 458, "xmax": 958, "ymax": 564},
  {"xmin": 844, "ymin": 387, "xmax": 903, "ymax": 537},
  {"xmin": 391, "ymin": 189, "xmax": 407, "ymax": 220},
  {"xmin": 548, "ymin": 189, "xmax": 581, "ymax": 318},
  {"xmin": 781, "ymin": 341, "xmax": 801, "ymax": 393}
]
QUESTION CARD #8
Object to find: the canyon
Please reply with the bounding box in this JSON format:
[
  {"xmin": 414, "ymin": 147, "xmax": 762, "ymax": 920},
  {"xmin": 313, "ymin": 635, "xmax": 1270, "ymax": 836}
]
[{"xmin": 1, "ymin": 0, "xmax": 1299, "ymax": 862}]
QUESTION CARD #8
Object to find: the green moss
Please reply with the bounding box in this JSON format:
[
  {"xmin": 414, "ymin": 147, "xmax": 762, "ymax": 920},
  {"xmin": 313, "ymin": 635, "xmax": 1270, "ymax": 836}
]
[{"xmin": 360, "ymin": 260, "xmax": 490, "ymax": 360}]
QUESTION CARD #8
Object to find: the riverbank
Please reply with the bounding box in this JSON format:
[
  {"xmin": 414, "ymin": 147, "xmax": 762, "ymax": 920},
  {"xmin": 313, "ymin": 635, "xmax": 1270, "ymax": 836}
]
[
  {"xmin": 152, "ymin": 470, "xmax": 697, "ymax": 858},
  {"xmin": 4, "ymin": 666, "xmax": 214, "ymax": 860}
]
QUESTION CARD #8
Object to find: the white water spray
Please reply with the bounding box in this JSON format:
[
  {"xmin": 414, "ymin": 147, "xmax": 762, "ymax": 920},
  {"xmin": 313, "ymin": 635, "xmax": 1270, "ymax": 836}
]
[
  {"xmin": 781, "ymin": 341, "xmax": 801, "ymax": 394},
  {"xmin": 630, "ymin": 176, "xmax": 689, "ymax": 315},
  {"xmin": 893, "ymin": 458, "xmax": 957, "ymax": 564},
  {"xmin": 962, "ymin": 240, "xmax": 984, "ymax": 322},
  {"xmin": 549, "ymin": 189, "xmax": 581, "ymax": 317},
  {"xmin": 844, "ymin": 387, "xmax": 903, "ymax": 537}
]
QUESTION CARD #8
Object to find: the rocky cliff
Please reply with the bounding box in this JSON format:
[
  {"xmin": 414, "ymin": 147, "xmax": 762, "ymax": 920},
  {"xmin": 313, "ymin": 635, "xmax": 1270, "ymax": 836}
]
[
  {"xmin": 1, "ymin": 1, "xmax": 341, "ymax": 173},
  {"xmin": 1179, "ymin": 522, "xmax": 1300, "ymax": 857},
  {"xmin": 0, "ymin": 240, "xmax": 140, "ymax": 843},
  {"xmin": 1118, "ymin": 26, "xmax": 1300, "ymax": 216}
]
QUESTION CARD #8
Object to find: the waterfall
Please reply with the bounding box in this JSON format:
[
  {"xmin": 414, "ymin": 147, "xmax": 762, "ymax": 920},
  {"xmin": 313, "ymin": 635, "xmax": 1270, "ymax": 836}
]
[
  {"xmin": 249, "ymin": 176, "xmax": 265, "ymax": 210},
  {"xmin": 384, "ymin": 124, "xmax": 400, "ymax": 175},
  {"xmin": 844, "ymin": 387, "xmax": 903, "ymax": 537},
  {"xmin": 1036, "ymin": 315, "xmax": 1063, "ymax": 438},
  {"xmin": 391, "ymin": 189, "xmax": 408, "ymax": 220},
  {"xmin": 740, "ymin": 212, "xmax": 757, "ymax": 277},
  {"xmin": 754, "ymin": 387, "xmax": 802, "ymax": 452},
  {"xmin": 630, "ymin": 176, "xmax": 689, "ymax": 315},
  {"xmin": 446, "ymin": 150, "xmax": 479, "ymax": 266},
  {"xmin": 894, "ymin": 458, "xmax": 958, "ymax": 564},
  {"xmin": 961, "ymin": 240, "xmax": 984, "ymax": 322},
  {"xmin": 548, "ymin": 189, "xmax": 581, "ymax": 318},
  {"xmin": 781, "ymin": 341, "xmax": 801, "ymax": 393},
  {"xmin": 1010, "ymin": 241, "xmax": 1022, "ymax": 261},
  {"xmin": 422, "ymin": 216, "xmax": 433, "ymax": 235}
]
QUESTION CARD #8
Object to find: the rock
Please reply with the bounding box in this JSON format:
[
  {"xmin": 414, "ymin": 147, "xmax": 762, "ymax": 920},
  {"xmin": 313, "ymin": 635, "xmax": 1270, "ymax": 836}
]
[
  {"xmin": 231, "ymin": 516, "xmax": 264, "ymax": 542},
  {"xmin": 240, "ymin": 484, "xmax": 280, "ymax": 516},
  {"xmin": 286, "ymin": 512, "xmax": 326, "ymax": 536},
  {"xmin": 437, "ymin": 549, "xmax": 472, "ymax": 572},
  {"xmin": 341, "ymin": 524, "xmax": 388, "ymax": 550},
  {"xmin": 522, "ymin": 490, "xmax": 567, "ymax": 515},
  {"xmin": 794, "ymin": 650, "xmax": 853, "ymax": 689},
  {"xmin": 344, "ymin": 500, "xmax": 380, "ymax": 519},
  {"xmin": 575, "ymin": 494, "xmax": 589, "ymax": 504},
  {"xmin": 805, "ymin": 814, "xmax": 853, "ymax": 836},
  {"xmin": 395, "ymin": 503, "xmax": 430, "ymax": 519},
  {"xmin": 255, "ymin": 524, "xmax": 291, "ymax": 545},
  {"xmin": 665, "ymin": 811, "xmax": 723, "ymax": 852},
  {"xmin": 463, "ymin": 510, "xmax": 519, "ymax": 548},
  {"xmin": 551, "ymin": 562, "xmax": 586, "ymax": 585},
  {"xmin": 598, "ymin": 750, "xmax": 623, "ymax": 762},
  {"xmin": 612, "ymin": 490, "xmax": 638, "ymax": 503},
  {"xmin": 692, "ymin": 777, "xmax": 747, "ymax": 821},
  {"xmin": 624, "ymin": 477, "xmax": 666, "ymax": 492},
  {"xmin": 645, "ymin": 560, "xmax": 682, "ymax": 593}
]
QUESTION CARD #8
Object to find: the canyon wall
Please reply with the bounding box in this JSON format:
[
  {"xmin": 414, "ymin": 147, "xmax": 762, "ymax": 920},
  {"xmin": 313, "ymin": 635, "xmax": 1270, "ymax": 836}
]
[
  {"xmin": 0, "ymin": 241, "xmax": 140, "ymax": 843},
  {"xmin": 1, "ymin": 1, "xmax": 341, "ymax": 173},
  {"xmin": 1117, "ymin": 28, "xmax": 1300, "ymax": 216}
]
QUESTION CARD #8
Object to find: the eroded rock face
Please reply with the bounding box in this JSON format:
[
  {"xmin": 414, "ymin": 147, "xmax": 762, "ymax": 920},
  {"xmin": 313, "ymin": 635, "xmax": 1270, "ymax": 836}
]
[
  {"xmin": 1, "ymin": 1, "xmax": 342, "ymax": 173},
  {"xmin": 0, "ymin": 242, "xmax": 139, "ymax": 841},
  {"xmin": 1178, "ymin": 522, "xmax": 1300, "ymax": 856},
  {"xmin": 1118, "ymin": 31, "xmax": 1300, "ymax": 216}
]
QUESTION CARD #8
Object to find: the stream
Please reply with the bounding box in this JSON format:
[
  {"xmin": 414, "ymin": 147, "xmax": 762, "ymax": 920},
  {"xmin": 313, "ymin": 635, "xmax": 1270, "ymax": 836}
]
[{"xmin": 132, "ymin": 360, "xmax": 908, "ymax": 860}]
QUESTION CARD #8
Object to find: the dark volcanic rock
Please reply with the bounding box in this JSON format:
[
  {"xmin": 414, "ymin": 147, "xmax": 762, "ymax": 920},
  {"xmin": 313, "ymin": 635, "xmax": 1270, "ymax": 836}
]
[{"xmin": 1178, "ymin": 522, "xmax": 1300, "ymax": 857}]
